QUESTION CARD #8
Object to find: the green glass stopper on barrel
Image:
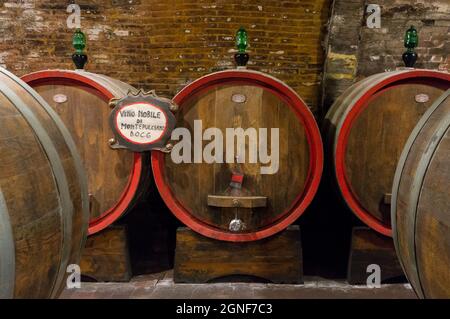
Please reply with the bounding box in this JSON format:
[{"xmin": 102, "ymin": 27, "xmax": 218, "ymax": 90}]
[
  {"xmin": 236, "ymin": 27, "xmax": 248, "ymax": 53},
  {"xmin": 72, "ymin": 28, "xmax": 88, "ymax": 69},
  {"xmin": 234, "ymin": 27, "xmax": 249, "ymax": 67},
  {"xmin": 402, "ymin": 25, "xmax": 418, "ymax": 68}
]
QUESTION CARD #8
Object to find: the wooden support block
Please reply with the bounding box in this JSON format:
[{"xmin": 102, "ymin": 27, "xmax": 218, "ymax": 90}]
[
  {"xmin": 347, "ymin": 226, "xmax": 406, "ymax": 285},
  {"xmin": 80, "ymin": 225, "xmax": 132, "ymax": 282},
  {"xmin": 207, "ymin": 195, "xmax": 267, "ymax": 208},
  {"xmin": 174, "ymin": 225, "xmax": 303, "ymax": 284},
  {"xmin": 383, "ymin": 193, "xmax": 392, "ymax": 205}
]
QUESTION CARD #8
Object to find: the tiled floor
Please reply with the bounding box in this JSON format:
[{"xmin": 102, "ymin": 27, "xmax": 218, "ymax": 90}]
[{"xmin": 60, "ymin": 271, "xmax": 416, "ymax": 299}]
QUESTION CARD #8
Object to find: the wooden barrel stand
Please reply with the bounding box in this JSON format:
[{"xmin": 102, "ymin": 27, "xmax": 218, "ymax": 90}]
[
  {"xmin": 174, "ymin": 226, "xmax": 303, "ymax": 284},
  {"xmin": 79, "ymin": 225, "xmax": 132, "ymax": 282},
  {"xmin": 347, "ymin": 227, "xmax": 405, "ymax": 285}
]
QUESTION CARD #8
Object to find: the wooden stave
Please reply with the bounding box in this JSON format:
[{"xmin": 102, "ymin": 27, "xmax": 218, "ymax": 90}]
[
  {"xmin": 21, "ymin": 70, "xmax": 151, "ymax": 235},
  {"xmin": 151, "ymin": 69, "xmax": 323, "ymax": 242},
  {"xmin": 391, "ymin": 90, "xmax": 450, "ymax": 299},
  {"xmin": 0, "ymin": 191, "xmax": 15, "ymax": 298},
  {"xmin": 0, "ymin": 68, "xmax": 88, "ymax": 298},
  {"xmin": 324, "ymin": 69, "xmax": 450, "ymax": 236}
]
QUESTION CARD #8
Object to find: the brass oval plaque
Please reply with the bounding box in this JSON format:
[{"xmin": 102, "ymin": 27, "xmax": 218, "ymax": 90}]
[
  {"xmin": 231, "ymin": 93, "xmax": 246, "ymax": 103},
  {"xmin": 415, "ymin": 94, "xmax": 429, "ymax": 103},
  {"xmin": 53, "ymin": 94, "xmax": 68, "ymax": 104}
]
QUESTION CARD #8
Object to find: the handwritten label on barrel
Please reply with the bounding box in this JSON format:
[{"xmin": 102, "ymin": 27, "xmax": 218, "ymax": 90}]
[
  {"xmin": 115, "ymin": 103, "xmax": 168, "ymax": 145},
  {"xmin": 109, "ymin": 91, "xmax": 177, "ymax": 152}
]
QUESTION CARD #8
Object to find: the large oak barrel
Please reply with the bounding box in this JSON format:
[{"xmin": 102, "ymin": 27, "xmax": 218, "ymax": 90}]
[
  {"xmin": 0, "ymin": 67, "xmax": 88, "ymax": 298},
  {"xmin": 392, "ymin": 90, "xmax": 450, "ymax": 299},
  {"xmin": 22, "ymin": 70, "xmax": 150, "ymax": 235},
  {"xmin": 324, "ymin": 69, "xmax": 450, "ymax": 236},
  {"xmin": 152, "ymin": 70, "xmax": 323, "ymax": 242}
]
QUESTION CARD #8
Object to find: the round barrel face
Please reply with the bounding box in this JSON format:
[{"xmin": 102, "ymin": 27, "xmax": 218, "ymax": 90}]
[
  {"xmin": 23, "ymin": 72, "xmax": 138, "ymax": 234},
  {"xmin": 330, "ymin": 70, "xmax": 450, "ymax": 236},
  {"xmin": 153, "ymin": 70, "xmax": 323, "ymax": 241},
  {"xmin": 165, "ymin": 84, "xmax": 310, "ymax": 231},
  {"xmin": 344, "ymin": 79, "xmax": 447, "ymax": 226}
]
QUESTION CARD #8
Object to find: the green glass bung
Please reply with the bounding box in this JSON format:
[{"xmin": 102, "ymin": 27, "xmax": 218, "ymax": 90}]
[
  {"xmin": 404, "ymin": 25, "xmax": 418, "ymax": 51},
  {"xmin": 402, "ymin": 25, "xmax": 418, "ymax": 68},
  {"xmin": 73, "ymin": 28, "xmax": 86, "ymax": 54},
  {"xmin": 236, "ymin": 27, "xmax": 248, "ymax": 53},
  {"xmin": 72, "ymin": 28, "xmax": 88, "ymax": 69}
]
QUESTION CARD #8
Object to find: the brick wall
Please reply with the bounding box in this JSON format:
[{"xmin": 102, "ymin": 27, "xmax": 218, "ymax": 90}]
[
  {"xmin": 0, "ymin": 0, "xmax": 331, "ymax": 115},
  {"xmin": 322, "ymin": 0, "xmax": 450, "ymax": 115}
]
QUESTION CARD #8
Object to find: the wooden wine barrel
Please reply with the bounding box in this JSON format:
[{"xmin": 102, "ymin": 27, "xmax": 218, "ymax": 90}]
[
  {"xmin": 392, "ymin": 90, "xmax": 450, "ymax": 299},
  {"xmin": 0, "ymin": 67, "xmax": 89, "ymax": 298},
  {"xmin": 324, "ymin": 69, "xmax": 450, "ymax": 236},
  {"xmin": 152, "ymin": 70, "xmax": 323, "ymax": 242},
  {"xmin": 22, "ymin": 70, "xmax": 150, "ymax": 235}
]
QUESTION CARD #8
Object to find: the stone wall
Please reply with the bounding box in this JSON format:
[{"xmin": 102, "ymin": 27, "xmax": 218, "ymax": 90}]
[{"xmin": 322, "ymin": 0, "xmax": 450, "ymax": 115}]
